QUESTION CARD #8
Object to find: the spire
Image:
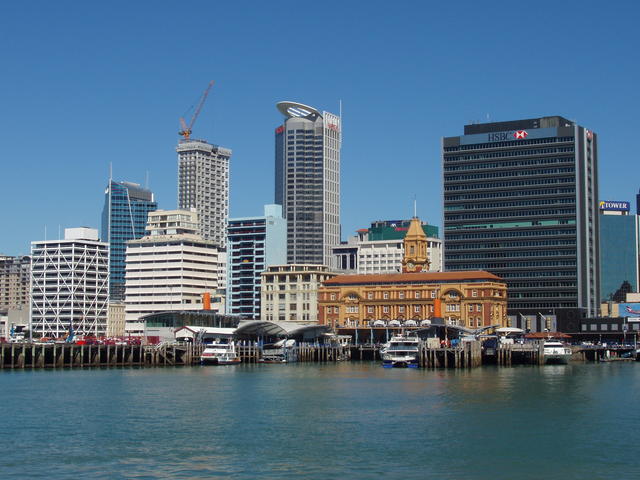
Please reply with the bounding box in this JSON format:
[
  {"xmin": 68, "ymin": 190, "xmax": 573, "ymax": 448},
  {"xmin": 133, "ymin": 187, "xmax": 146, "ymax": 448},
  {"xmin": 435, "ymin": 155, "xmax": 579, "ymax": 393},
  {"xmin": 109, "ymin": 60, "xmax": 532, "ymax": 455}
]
[{"xmin": 402, "ymin": 217, "xmax": 430, "ymax": 273}]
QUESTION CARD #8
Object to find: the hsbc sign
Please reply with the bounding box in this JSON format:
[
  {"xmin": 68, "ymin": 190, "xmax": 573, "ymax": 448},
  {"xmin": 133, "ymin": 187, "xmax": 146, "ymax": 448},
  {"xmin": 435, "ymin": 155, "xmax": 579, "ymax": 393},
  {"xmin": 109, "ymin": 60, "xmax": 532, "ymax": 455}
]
[
  {"xmin": 487, "ymin": 130, "xmax": 528, "ymax": 142},
  {"xmin": 459, "ymin": 127, "xmax": 558, "ymax": 146}
]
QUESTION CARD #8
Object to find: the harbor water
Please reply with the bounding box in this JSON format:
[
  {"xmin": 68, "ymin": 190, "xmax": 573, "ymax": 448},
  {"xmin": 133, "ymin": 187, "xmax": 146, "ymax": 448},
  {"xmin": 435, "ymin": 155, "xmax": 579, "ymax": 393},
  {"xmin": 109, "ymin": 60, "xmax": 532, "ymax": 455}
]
[{"xmin": 2, "ymin": 362, "xmax": 640, "ymax": 479}]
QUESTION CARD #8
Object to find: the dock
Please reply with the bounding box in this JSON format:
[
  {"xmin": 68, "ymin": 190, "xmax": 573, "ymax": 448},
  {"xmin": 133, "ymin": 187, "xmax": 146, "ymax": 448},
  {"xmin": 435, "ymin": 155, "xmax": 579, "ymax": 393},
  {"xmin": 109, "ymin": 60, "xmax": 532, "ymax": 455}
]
[
  {"xmin": 0, "ymin": 342, "xmax": 348, "ymax": 370},
  {"xmin": 1, "ymin": 341, "xmax": 636, "ymax": 370}
]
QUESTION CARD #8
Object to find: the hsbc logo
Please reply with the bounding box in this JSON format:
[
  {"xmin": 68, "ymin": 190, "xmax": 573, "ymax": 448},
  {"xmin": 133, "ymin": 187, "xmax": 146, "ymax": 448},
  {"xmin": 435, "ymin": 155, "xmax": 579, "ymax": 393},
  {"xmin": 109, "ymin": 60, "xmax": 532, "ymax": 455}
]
[
  {"xmin": 514, "ymin": 130, "xmax": 528, "ymax": 139},
  {"xmin": 487, "ymin": 130, "xmax": 528, "ymax": 141}
]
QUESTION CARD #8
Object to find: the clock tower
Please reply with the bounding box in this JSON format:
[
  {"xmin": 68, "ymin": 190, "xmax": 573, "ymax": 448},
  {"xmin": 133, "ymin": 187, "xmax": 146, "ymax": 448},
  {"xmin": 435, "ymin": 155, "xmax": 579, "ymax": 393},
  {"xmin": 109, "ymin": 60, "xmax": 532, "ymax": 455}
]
[{"xmin": 402, "ymin": 217, "xmax": 430, "ymax": 273}]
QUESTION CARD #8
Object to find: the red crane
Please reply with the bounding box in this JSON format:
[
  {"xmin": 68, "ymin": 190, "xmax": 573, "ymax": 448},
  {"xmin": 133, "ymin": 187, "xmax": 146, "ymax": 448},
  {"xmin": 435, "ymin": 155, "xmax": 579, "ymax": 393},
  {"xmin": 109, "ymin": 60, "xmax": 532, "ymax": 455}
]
[{"xmin": 179, "ymin": 80, "xmax": 215, "ymax": 140}]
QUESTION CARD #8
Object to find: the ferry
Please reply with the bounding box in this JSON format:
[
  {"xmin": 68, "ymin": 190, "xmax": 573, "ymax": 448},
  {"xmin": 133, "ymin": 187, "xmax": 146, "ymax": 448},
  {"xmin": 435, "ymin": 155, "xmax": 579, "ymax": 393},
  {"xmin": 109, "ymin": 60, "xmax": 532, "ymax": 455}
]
[
  {"xmin": 381, "ymin": 333, "xmax": 422, "ymax": 368},
  {"xmin": 543, "ymin": 340, "xmax": 572, "ymax": 364},
  {"xmin": 200, "ymin": 341, "xmax": 241, "ymax": 365}
]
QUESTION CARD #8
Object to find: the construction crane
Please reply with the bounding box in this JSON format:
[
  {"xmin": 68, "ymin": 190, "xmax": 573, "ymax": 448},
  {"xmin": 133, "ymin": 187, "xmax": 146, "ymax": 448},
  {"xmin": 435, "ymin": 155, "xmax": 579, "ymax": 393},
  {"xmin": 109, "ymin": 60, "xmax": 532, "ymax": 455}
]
[{"xmin": 179, "ymin": 80, "xmax": 215, "ymax": 141}]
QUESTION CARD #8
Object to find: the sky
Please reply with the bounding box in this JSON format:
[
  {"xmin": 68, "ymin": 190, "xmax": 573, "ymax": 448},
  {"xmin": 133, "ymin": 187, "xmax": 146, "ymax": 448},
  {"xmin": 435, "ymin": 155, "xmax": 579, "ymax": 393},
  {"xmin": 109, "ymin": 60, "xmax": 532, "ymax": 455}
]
[{"xmin": 1, "ymin": 0, "xmax": 639, "ymax": 256}]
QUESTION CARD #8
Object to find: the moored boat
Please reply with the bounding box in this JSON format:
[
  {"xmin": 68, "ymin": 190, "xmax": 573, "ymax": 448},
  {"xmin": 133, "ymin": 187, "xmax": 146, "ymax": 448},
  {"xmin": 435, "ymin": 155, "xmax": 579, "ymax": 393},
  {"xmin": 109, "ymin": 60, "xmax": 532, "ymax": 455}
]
[
  {"xmin": 543, "ymin": 340, "xmax": 572, "ymax": 364},
  {"xmin": 200, "ymin": 341, "xmax": 241, "ymax": 365},
  {"xmin": 381, "ymin": 333, "xmax": 422, "ymax": 368}
]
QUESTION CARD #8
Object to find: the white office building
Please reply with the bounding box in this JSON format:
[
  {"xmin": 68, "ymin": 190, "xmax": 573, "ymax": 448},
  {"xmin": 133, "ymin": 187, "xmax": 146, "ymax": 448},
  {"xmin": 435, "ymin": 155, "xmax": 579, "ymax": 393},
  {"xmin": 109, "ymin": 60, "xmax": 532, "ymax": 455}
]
[
  {"xmin": 124, "ymin": 209, "xmax": 221, "ymax": 335},
  {"xmin": 30, "ymin": 228, "xmax": 109, "ymax": 338}
]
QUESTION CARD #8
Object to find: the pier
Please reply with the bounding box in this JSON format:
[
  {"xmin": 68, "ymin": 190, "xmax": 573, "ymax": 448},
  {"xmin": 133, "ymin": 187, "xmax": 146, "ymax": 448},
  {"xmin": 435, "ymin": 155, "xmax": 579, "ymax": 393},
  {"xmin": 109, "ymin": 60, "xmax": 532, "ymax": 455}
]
[
  {"xmin": 0, "ymin": 342, "xmax": 348, "ymax": 369},
  {"xmin": 1, "ymin": 341, "xmax": 637, "ymax": 370}
]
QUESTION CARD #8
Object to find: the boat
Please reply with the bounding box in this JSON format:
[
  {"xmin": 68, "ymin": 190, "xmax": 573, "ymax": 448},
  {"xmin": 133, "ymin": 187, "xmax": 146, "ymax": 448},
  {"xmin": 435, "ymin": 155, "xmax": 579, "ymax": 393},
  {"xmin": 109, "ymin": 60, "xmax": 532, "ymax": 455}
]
[
  {"xmin": 381, "ymin": 333, "xmax": 422, "ymax": 368},
  {"xmin": 200, "ymin": 341, "xmax": 241, "ymax": 365},
  {"xmin": 543, "ymin": 340, "xmax": 572, "ymax": 364},
  {"xmin": 260, "ymin": 339, "xmax": 297, "ymax": 363}
]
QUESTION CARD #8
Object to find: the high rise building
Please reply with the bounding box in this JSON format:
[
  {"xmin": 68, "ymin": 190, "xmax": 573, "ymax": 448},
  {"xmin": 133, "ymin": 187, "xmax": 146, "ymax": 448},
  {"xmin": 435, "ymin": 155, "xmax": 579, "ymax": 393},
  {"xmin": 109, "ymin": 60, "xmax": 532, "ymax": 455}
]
[
  {"xmin": 0, "ymin": 255, "xmax": 30, "ymax": 312},
  {"xmin": 227, "ymin": 204, "xmax": 286, "ymax": 319},
  {"xmin": 124, "ymin": 209, "xmax": 221, "ymax": 335},
  {"xmin": 101, "ymin": 180, "xmax": 157, "ymax": 300},
  {"xmin": 442, "ymin": 116, "xmax": 600, "ymax": 316},
  {"xmin": 275, "ymin": 101, "xmax": 341, "ymax": 267},
  {"xmin": 598, "ymin": 200, "xmax": 638, "ymax": 300},
  {"xmin": 177, "ymin": 139, "xmax": 231, "ymax": 248},
  {"xmin": 30, "ymin": 228, "xmax": 109, "ymax": 338}
]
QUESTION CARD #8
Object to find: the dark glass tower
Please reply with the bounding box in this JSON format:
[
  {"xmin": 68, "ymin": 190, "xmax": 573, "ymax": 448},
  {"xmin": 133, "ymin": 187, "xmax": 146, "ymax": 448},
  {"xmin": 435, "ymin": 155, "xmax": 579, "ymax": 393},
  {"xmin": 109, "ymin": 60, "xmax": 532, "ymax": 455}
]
[
  {"xmin": 101, "ymin": 181, "xmax": 157, "ymax": 300},
  {"xmin": 442, "ymin": 116, "xmax": 599, "ymax": 316}
]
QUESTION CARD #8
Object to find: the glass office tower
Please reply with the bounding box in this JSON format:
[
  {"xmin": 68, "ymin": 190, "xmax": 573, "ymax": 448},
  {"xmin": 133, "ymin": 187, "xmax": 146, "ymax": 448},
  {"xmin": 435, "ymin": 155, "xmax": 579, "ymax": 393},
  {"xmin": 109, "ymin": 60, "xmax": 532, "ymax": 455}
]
[{"xmin": 101, "ymin": 180, "xmax": 157, "ymax": 300}]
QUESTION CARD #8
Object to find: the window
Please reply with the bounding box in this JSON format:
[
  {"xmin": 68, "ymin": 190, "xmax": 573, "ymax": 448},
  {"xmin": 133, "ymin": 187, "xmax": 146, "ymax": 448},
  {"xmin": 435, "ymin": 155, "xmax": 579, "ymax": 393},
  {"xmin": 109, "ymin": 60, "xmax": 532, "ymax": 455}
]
[
  {"xmin": 414, "ymin": 305, "xmax": 420, "ymax": 313},
  {"xmin": 383, "ymin": 292, "xmax": 389, "ymax": 299},
  {"xmin": 399, "ymin": 292, "xmax": 405, "ymax": 299},
  {"xmin": 399, "ymin": 306, "xmax": 405, "ymax": 313},
  {"xmin": 367, "ymin": 306, "xmax": 374, "ymax": 313},
  {"xmin": 383, "ymin": 306, "xmax": 389, "ymax": 313},
  {"xmin": 330, "ymin": 293, "xmax": 336, "ymax": 300},
  {"xmin": 415, "ymin": 291, "xmax": 421, "ymax": 299},
  {"xmin": 430, "ymin": 291, "xmax": 436, "ymax": 298},
  {"xmin": 367, "ymin": 292, "xmax": 373, "ymax": 299},
  {"xmin": 476, "ymin": 305, "xmax": 482, "ymax": 312},
  {"xmin": 472, "ymin": 290, "xmax": 478, "ymax": 297},
  {"xmin": 468, "ymin": 305, "xmax": 474, "ymax": 312}
]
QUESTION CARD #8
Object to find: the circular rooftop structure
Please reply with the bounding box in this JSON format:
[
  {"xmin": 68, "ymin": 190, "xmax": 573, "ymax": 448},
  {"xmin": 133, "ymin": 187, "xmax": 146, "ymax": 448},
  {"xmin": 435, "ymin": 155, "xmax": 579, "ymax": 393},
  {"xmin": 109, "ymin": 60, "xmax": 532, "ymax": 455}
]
[{"xmin": 277, "ymin": 101, "xmax": 321, "ymax": 119}]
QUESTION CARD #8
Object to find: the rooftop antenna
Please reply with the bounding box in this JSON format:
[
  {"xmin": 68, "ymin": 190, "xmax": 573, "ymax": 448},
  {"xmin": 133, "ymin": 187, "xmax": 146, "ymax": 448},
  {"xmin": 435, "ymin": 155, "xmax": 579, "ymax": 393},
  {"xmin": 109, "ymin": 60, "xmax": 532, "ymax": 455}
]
[
  {"xmin": 413, "ymin": 195, "xmax": 417, "ymax": 218},
  {"xmin": 109, "ymin": 162, "xmax": 113, "ymax": 182}
]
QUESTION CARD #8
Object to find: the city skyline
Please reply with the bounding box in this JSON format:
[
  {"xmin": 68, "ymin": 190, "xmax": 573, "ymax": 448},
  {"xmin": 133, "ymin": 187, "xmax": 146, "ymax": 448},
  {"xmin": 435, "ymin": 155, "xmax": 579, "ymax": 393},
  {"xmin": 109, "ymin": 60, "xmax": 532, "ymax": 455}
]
[{"xmin": 1, "ymin": 1, "xmax": 640, "ymax": 256}]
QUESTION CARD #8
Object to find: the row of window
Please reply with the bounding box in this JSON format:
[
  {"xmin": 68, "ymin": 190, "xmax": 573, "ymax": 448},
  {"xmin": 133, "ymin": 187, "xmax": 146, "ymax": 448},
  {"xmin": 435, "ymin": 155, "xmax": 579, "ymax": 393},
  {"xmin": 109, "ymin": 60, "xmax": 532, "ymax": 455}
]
[
  {"xmin": 444, "ymin": 147, "xmax": 575, "ymax": 164},
  {"xmin": 445, "ymin": 239, "xmax": 576, "ymax": 249},
  {"xmin": 444, "ymin": 164, "xmax": 575, "ymax": 182},
  {"xmin": 444, "ymin": 197, "xmax": 575, "ymax": 211},
  {"xmin": 445, "ymin": 228, "xmax": 576, "ymax": 240}
]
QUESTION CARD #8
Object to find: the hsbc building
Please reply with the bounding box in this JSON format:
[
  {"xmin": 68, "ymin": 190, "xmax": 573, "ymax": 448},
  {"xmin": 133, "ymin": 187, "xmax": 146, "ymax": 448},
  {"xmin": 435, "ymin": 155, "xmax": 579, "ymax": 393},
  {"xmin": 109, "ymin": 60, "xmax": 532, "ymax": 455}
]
[{"xmin": 442, "ymin": 116, "xmax": 600, "ymax": 318}]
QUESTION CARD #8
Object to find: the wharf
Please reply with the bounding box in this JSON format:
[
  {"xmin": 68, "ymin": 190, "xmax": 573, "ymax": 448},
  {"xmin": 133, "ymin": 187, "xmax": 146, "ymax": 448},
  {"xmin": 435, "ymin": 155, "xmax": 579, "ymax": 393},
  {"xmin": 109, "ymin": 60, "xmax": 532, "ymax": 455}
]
[{"xmin": 0, "ymin": 342, "xmax": 347, "ymax": 370}]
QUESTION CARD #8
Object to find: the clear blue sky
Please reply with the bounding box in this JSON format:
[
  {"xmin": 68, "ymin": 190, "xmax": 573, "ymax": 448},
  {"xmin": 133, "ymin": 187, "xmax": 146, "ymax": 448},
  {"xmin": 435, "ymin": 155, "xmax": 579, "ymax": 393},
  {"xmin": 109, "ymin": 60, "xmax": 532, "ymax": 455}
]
[{"xmin": 1, "ymin": 0, "xmax": 638, "ymax": 256}]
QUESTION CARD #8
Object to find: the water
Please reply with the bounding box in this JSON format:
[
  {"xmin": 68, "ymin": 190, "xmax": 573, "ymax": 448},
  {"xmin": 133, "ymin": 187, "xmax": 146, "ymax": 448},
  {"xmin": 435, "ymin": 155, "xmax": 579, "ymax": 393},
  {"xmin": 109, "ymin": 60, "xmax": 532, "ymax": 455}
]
[{"xmin": 2, "ymin": 362, "xmax": 640, "ymax": 479}]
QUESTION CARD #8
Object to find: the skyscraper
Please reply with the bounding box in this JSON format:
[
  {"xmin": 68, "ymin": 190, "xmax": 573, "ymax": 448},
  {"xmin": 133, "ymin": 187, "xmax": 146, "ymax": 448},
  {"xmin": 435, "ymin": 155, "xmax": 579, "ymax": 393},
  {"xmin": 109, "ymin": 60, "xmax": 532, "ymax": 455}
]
[
  {"xmin": 227, "ymin": 204, "xmax": 286, "ymax": 319},
  {"xmin": 177, "ymin": 139, "xmax": 231, "ymax": 248},
  {"xmin": 442, "ymin": 116, "xmax": 599, "ymax": 316},
  {"xmin": 275, "ymin": 101, "xmax": 341, "ymax": 267},
  {"xmin": 101, "ymin": 180, "xmax": 157, "ymax": 300}
]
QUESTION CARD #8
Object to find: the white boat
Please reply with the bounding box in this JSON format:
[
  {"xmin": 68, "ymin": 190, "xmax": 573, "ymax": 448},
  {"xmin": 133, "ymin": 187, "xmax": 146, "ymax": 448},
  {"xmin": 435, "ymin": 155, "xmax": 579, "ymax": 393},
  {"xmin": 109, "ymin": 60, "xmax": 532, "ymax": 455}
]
[
  {"xmin": 381, "ymin": 333, "xmax": 422, "ymax": 368},
  {"xmin": 260, "ymin": 339, "xmax": 297, "ymax": 363},
  {"xmin": 543, "ymin": 340, "xmax": 572, "ymax": 364},
  {"xmin": 200, "ymin": 341, "xmax": 241, "ymax": 365}
]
